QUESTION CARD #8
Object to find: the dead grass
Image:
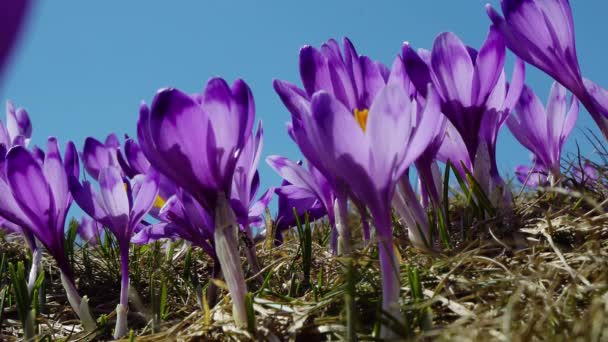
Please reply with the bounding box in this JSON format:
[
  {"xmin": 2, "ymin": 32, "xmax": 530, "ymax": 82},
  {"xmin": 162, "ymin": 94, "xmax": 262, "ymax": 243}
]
[{"xmin": 1, "ymin": 174, "xmax": 608, "ymax": 341}]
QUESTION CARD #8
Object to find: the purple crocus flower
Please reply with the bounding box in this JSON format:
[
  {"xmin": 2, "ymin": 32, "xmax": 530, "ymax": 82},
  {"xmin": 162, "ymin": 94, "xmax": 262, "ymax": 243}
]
[
  {"xmin": 515, "ymin": 163, "xmax": 550, "ymax": 187},
  {"xmin": 408, "ymin": 28, "xmax": 525, "ymax": 204},
  {"xmin": 572, "ymin": 161, "xmax": 599, "ymax": 186},
  {"xmin": 1, "ymin": 101, "xmax": 32, "ymax": 148},
  {"xmin": 273, "ymin": 181, "xmax": 328, "ymax": 244},
  {"xmin": 486, "ymin": 0, "xmax": 608, "ymax": 140},
  {"xmin": 0, "ymin": 1, "xmax": 31, "ymax": 76},
  {"xmin": 69, "ymin": 143, "xmax": 159, "ymax": 338},
  {"xmin": 5, "ymin": 139, "xmax": 96, "ymax": 330},
  {"xmin": 138, "ymin": 78, "xmax": 255, "ymax": 327},
  {"xmin": 77, "ymin": 216, "xmax": 103, "ymax": 246},
  {"xmin": 289, "ymin": 56, "xmax": 442, "ymax": 337},
  {"xmin": 402, "ymin": 44, "xmax": 449, "ymax": 207},
  {"xmin": 274, "ymin": 37, "xmax": 382, "ymax": 252},
  {"xmin": 507, "ymin": 82, "xmax": 578, "ymax": 184}
]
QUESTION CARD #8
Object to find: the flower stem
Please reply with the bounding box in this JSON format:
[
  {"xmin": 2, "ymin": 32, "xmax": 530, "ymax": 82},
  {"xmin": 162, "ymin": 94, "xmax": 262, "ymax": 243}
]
[
  {"xmin": 114, "ymin": 241, "xmax": 130, "ymax": 339},
  {"xmin": 374, "ymin": 213, "xmax": 402, "ymax": 340},
  {"xmin": 335, "ymin": 194, "xmax": 352, "ymax": 255},
  {"xmin": 60, "ymin": 270, "xmax": 96, "ymax": 332},
  {"xmin": 215, "ymin": 193, "xmax": 249, "ymax": 327}
]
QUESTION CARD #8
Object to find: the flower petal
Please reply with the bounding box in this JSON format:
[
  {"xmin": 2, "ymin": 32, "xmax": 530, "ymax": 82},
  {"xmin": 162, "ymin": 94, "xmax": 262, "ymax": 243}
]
[{"xmin": 98, "ymin": 166, "xmax": 130, "ymax": 233}]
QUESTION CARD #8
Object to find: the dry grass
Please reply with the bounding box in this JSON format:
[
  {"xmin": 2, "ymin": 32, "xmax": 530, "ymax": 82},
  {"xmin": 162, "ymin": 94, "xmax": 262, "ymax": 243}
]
[{"xmin": 1, "ymin": 174, "xmax": 608, "ymax": 341}]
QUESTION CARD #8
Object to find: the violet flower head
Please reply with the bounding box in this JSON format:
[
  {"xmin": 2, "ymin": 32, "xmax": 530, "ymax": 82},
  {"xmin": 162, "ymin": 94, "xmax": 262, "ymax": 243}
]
[
  {"xmin": 0, "ymin": 1, "xmax": 30, "ymax": 76},
  {"xmin": 515, "ymin": 163, "xmax": 550, "ymax": 187},
  {"xmin": 487, "ymin": 0, "xmax": 608, "ymax": 139},
  {"xmin": 508, "ymin": 82, "xmax": 578, "ymax": 183},
  {"xmin": 138, "ymin": 77, "xmax": 256, "ymax": 328},
  {"xmin": 274, "ymin": 37, "xmax": 387, "ymax": 253},
  {"xmin": 294, "ymin": 55, "xmax": 442, "ymax": 336},
  {"xmin": 267, "ymin": 156, "xmax": 334, "ymax": 228},
  {"xmin": 6, "ymin": 138, "xmax": 75, "ymax": 278},
  {"xmin": 5, "ymin": 139, "xmax": 95, "ymax": 330},
  {"xmin": 69, "ymin": 139, "xmax": 159, "ymax": 338},
  {"xmin": 273, "ymin": 181, "xmax": 327, "ymax": 244},
  {"xmin": 487, "ymin": 0, "xmax": 581, "ymax": 95},
  {"xmin": 423, "ymin": 28, "xmax": 524, "ymax": 163},
  {"xmin": 0, "ymin": 101, "xmax": 32, "ymax": 148},
  {"xmin": 138, "ymin": 78, "xmax": 254, "ymax": 212}
]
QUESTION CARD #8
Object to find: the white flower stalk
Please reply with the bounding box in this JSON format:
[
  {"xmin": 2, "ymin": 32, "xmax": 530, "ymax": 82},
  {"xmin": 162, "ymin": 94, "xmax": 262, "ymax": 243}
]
[{"xmin": 215, "ymin": 193, "xmax": 250, "ymax": 327}]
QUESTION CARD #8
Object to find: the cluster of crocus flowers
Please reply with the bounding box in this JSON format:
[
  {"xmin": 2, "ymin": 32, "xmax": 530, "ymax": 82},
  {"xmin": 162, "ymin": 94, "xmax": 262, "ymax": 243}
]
[{"xmin": 4, "ymin": 0, "xmax": 608, "ymax": 339}]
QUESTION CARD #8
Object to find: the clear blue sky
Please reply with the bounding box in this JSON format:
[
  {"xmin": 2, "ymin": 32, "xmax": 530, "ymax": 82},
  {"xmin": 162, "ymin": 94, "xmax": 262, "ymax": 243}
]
[{"xmin": 2, "ymin": 1, "xmax": 608, "ymax": 208}]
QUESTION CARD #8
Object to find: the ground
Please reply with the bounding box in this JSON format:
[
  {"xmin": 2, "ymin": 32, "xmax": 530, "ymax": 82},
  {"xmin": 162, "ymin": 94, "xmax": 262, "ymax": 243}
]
[{"xmin": 1, "ymin": 171, "xmax": 607, "ymax": 341}]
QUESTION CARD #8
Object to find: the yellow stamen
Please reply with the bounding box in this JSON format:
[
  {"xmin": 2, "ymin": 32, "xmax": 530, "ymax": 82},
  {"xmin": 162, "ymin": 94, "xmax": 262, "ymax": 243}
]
[
  {"xmin": 153, "ymin": 195, "xmax": 166, "ymax": 209},
  {"xmin": 354, "ymin": 108, "xmax": 369, "ymax": 132}
]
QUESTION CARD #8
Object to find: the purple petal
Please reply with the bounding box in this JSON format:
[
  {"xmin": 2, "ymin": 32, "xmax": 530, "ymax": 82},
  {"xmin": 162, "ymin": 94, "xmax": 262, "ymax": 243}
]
[
  {"xmin": 273, "ymin": 79, "xmax": 311, "ymax": 120},
  {"xmin": 98, "ymin": 166, "xmax": 130, "ymax": 233},
  {"xmin": 77, "ymin": 216, "xmax": 101, "ymax": 245},
  {"xmin": 129, "ymin": 169, "xmax": 159, "ymax": 233},
  {"xmin": 82, "ymin": 137, "xmax": 115, "ymax": 180},
  {"xmin": 124, "ymin": 138, "xmax": 150, "ymax": 174},
  {"xmin": 6, "ymin": 146, "xmax": 55, "ymax": 238},
  {"xmin": 300, "ymin": 45, "xmax": 334, "ymax": 97},
  {"xmin": 43, "ymin": 138, "xmax": 70, "ymax": 237},
  {"xmin": 431, "ymin": 32, "xmax": 474, "ymax": 107},
  {"xmin": 472, "ymin": 27, "xmax": 506, "ymax": 106},
  {"xmin": 6, "ymin": 101, "xmax": 32, "ymax": 144}
]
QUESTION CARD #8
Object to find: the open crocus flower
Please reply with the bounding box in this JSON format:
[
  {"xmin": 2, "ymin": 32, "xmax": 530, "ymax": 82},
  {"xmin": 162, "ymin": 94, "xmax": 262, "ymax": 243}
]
[
  {"xmin": 292, "ymin": 55, "xmax": 442, "ymax": 337},
  {"xmin": 69, "ymin": 145, "xmax": 159, "ymax": 338},
  {"xmin": 138, "ymin": 77, "xmax": 255, "ymax": 328},
  {"xmin": 274, "ymin": 37, "xmax": 384, "ymax": 253},
  {"xmin": 508, "ymin": 82, "xmax": 578, "ymax": 185},
  {"xmin": 409, "ymin": 27, "xmax": 525, "ymax": 205},
  {"xmin": 486, "ymin": 0, "xmax": 608, "ymax": 140},
  {"xmin": 0, "ymin": 1, "xmax": 31, "ymax": 76},
  {"xmin": 5, "ymin": 139, "xmax": 96, "ymax": 331}
]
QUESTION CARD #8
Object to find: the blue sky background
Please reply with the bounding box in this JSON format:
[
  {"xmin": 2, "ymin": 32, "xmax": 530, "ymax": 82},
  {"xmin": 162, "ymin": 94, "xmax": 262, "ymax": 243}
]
[{"xmin": 2, "ymin": 1, "xmax": 608, "ymax": 216}]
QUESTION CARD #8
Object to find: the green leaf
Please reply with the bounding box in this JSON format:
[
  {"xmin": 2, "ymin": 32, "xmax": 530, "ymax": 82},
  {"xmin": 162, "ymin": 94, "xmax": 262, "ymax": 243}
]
[{"xmin": 245, "ymin": 292, "xmax": 256, "ymax": 334}]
